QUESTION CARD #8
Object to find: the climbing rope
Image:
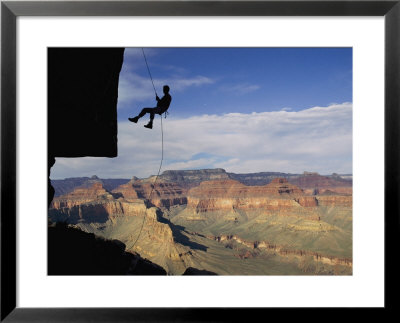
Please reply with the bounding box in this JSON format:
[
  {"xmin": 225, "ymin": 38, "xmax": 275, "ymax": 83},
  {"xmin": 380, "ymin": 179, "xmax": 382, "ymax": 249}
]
[
  {"xmin": 131, "ymin": 50, "xmax": 165, "ymax": 250},
  {"xmin": 142, "ymin": 48, "xmax": 168, "ymax": 119},
  {"xmin": 142, "ymin": 48, "xmax": 158, "ymax": 97},
  {"xmin": 131, "ymin": 116, "xmax": 164, "ymax": 250}
]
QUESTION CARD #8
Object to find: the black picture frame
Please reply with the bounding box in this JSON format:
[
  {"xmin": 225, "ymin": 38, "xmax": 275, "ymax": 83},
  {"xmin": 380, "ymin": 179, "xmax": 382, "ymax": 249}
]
[{"xmin": 1, "ymin": 0, "xmax": 398, "ymax": 321}]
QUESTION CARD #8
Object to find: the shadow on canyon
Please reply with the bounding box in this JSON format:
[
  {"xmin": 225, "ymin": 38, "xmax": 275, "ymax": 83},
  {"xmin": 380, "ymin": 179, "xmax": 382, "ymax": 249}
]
[
  {"xmin": 156, "ymin": 211, "xmax": 208, "ymax": 252},
  {"xmin": 48, "ymin": 222, "xmax": 166, "ymax": 275},
  {"xmin": 48, "ymin": 205, "xmax": 110, "ymax": 225}
]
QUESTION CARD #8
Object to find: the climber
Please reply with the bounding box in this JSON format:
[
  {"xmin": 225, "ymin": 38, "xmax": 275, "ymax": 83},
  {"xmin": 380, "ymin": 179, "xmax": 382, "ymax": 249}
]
[{"xmin": 128, "ymin": 85, "xmax": 172, "ymax": 129}]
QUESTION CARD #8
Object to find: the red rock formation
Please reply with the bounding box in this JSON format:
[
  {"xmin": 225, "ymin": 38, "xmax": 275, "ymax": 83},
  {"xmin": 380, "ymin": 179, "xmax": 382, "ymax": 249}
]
[
  {"xmin": 295, "ymin": 196, "xmax": 318, "ymax": 207},
  {"xmin": 186, "ymin": 178, "xmax": 313, "ymax": 214},
  {"xmin": 49, "ymin": 182, "xmax": 151, "ymax": 224},
  {"xmin": 113, "ymin": 180, "xmax": 188, "ymax": 208},
  {"xmin": 51, "ymin": 182, "xmax": 114, "ymax": 209},
  {"xmin": 111, "ymin": 181, "xmax": 139, "ymax": 201},
  {"xmin": 316, "ymin": 195, "xmax": 352, "ymax": 207},
  {"xmin": 289, "ymin": 174, "xmax": 352, "ymax": 195},
  {"xmin": 265, "ymin": 178, "xmax": 304, "ymax": 195},
  {"xmin": 189, "ymin": 178, "xmax": 303, "ymax": 199}
]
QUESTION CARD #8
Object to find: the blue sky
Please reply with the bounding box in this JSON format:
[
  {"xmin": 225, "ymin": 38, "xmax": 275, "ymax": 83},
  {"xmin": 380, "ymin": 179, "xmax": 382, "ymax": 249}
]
[
  {"xmin": 51, "ymin": 47, "xmax": 353, "ymax": 179},
  {"xmin": 118, "ymin": 48, "xmax": 352, "ymax": 119}
]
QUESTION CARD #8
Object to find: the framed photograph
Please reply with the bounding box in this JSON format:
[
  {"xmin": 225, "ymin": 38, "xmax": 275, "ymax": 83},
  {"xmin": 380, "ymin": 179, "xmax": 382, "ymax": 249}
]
[{"xmin": 1, "ymin": 0, "xmax": 398, "ymax": 321}]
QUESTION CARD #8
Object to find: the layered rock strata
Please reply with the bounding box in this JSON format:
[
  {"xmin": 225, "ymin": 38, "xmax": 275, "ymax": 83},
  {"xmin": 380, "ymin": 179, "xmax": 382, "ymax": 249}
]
[
  {"xmin": 289, "ymin": 173, "xmax": 352, "ymax": 195},
  {"xmin": 113, "ymin": 179, "xmax": 188, "ymax": 208},
  {"xmin": 186, "ymin": 178, "xmax": 315, "ymax": 215},
  {"xmin": 49, "ymin": 182, "xmax": 149, "ymax": 224},
  {"xmin": 210, "ymin": 234, "xmax": 352, "ymax": 267}
]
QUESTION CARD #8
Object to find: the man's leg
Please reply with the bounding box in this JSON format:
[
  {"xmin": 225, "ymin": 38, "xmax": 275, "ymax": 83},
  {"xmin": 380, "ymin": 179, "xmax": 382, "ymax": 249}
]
[
  {"xmin": 144, "ymin": 110, "xmax": 155, "ymax": 129},
  {"xmin": 138, "ymin": 107, "xmax": 154, "ymax": 118},
  {"xmin": 129, "ymin": 107, "xmax": 154, "ymax": 123}
]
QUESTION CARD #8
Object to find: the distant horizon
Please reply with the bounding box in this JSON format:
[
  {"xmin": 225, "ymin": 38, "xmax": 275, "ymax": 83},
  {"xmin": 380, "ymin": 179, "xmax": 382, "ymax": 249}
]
[{"xmin": 50, "ymin": 167, "xmax": 353, "ymax": 181}]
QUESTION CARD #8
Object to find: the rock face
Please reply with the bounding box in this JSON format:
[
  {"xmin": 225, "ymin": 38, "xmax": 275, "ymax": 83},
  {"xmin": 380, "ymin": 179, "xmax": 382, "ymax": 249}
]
[
  {"xmin": 289, "ymin": 173, "xmax": 352, "ymax": 195},
  {"xmin": 228, "ymin": 170, "xmax": 352, "ymax": 188},
  {"xmin": 48, "ymin": 48, "xmax": 125, "ymax": 206},
  {"xmin": 48, "ymin": 48, "xmax": 124, "ymax": 158},
  {"xmin": 49, "ymin": 182, "xmax": 149, "ymax": 224},
  {"xmin": 112, "ymin": 180, "xmax": 188, "ymax": 208},
  {"xmin": 51, "ymin": 177, "xmax": 348, "ymax": 224},
  {"xmin": 189, "ymin": 178, "xmax": 303, "ymax": 198},
  {"xmin": 295, "ymin": 196, "xmax": 319, "ymax": 207},
  {"xmin": 51, "ymin": 181, "xmax": 187, "ymax": 223},
  {"xmin": 51, "ymin": 182, "xmax": 113, "ymax": 209},
  {"xmin": 51, "ymin": 176, "xmax": 129, "ymax": 197},
  {"xmin": 111, "ymin": 180, "xmax": 140, "ymax": 201},
  {"xmin": 316, "ymin": 195, "xmax": 352, "ymax": 207},
  {"xmin": 263, "ymin": 178, "xmax": 305, "ymax": 195},
  {"xmin": 228, "ymin": 171, "xmax": 296, "ymax": 186},
  {"xmin": 186, "ymin": 178, "xmax": 311, "ymax": 214},
  {"xmin": 152, "ymin": 169, "xmax": 230, "ymax": 188}
]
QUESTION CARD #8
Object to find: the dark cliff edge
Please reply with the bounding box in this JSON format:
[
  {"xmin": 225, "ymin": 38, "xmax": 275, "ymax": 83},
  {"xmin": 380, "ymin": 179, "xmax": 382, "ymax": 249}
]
[
  {"xmin": 48, "ymin": 48, "xmax": 125, "ymax": 205},
  {"xmin": 48, "ymin": 223, "xmax": 166, "ymax": 275},
  {"xmin": 48, "ymin": 48, "xmax": 124, "ymax": 158}
]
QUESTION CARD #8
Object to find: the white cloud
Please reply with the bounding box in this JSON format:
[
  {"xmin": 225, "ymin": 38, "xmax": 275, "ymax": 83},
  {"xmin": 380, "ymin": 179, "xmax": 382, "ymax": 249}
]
[
  {"xmin": 168, "ymin": 76, "xmax": 214, "ymax": 90},
  {"xmin": 118, "ymin": 70, "xmax": 214, "ymax": 107},
  {"xmin": 118, "ymin": 48, "xmax": 215, "ymax": 107},
  {"xmin": 51, "ymin": 102, "xmax": 352, "ymax": 179}
]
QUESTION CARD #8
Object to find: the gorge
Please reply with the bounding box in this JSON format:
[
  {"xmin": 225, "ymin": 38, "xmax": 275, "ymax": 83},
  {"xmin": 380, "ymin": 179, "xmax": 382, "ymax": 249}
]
[{"xmin": 49, "ymin": 169, "xmax": 352, "ymax": 275}]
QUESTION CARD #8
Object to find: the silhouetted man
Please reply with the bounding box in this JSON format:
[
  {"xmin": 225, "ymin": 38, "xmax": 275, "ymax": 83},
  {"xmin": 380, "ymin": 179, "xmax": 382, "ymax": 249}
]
[{"xmin": 128, "ymin": 85, "xmax": 172, "ymax": 129}]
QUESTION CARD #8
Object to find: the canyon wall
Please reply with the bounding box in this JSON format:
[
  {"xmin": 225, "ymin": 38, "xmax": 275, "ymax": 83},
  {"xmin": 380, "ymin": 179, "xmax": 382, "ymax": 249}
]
[
  {"xmin": 112, "ymin": 179, "xmax": 188, "ymax": 208},
  {"xmin": 186, "ymin": 178, "xmax": 319, "ymax": 215},
  {"xmin": 49, "ymin": 173, "xmax": 352, "ymax": 275}
]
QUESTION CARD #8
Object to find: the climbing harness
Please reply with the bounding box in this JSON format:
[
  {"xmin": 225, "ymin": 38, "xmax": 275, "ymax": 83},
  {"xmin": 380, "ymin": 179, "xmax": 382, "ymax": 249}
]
[{"xmin": 131, "ymin": 49, "xmax": 166, "ymax": 250}]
